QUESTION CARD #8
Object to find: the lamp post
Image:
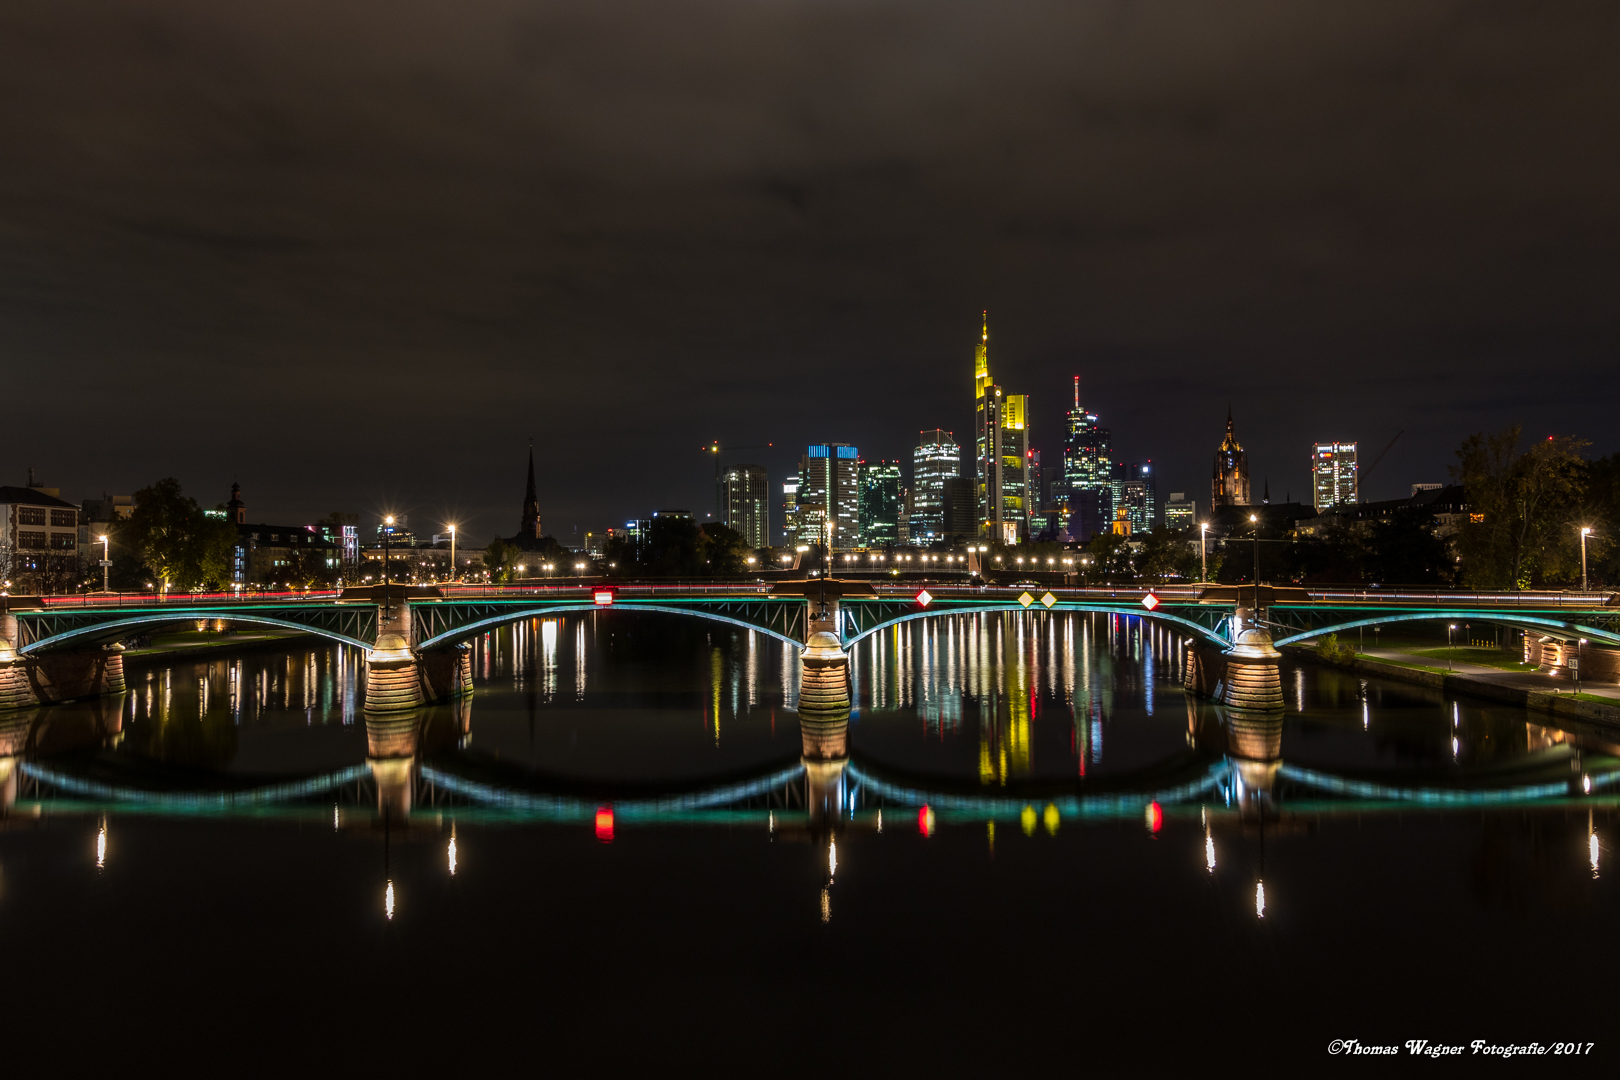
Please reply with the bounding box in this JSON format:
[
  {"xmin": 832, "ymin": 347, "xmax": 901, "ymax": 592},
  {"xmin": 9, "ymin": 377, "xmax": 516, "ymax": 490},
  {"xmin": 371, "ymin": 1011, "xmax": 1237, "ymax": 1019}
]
[
  {"xmin": 448, "ymin": 524, "xmax": 457, "ymax": 584},
  {"xmin": 1249, "ymin": 513, "xmax": 1261, "ymax": 621},
  {"xmin": 98, "ymin": 534, "xmax": 110, "ymax": 593},
  {"xmin": 382, "ymin": 515, "xmax": 394, "ymax": 616},
  {"xmin": 1447, "ymin": 623, "xmax": 1456, "ymax": 670},
  {"xmin": 1199, "ymin": 522, "xmax": 1208, "ymax": 583},
  {"xmin": 1580, "ymin": 527, "xmax": 1592, "ymax": 592}
]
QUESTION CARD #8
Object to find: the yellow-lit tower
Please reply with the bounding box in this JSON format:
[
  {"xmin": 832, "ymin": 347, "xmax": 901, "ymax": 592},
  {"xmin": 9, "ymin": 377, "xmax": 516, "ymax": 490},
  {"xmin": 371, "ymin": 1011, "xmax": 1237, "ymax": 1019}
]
[{"xmin": 974, "ymin": 312, "xmax": 1004, "ymax": 538}]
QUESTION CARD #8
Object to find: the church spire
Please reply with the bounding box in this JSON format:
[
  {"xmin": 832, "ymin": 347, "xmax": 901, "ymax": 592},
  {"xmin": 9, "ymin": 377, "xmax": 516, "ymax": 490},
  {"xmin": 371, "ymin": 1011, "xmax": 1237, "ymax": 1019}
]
[{"xmin": 519, "ymin": 439, "xmax": 541, "ymax": 541}]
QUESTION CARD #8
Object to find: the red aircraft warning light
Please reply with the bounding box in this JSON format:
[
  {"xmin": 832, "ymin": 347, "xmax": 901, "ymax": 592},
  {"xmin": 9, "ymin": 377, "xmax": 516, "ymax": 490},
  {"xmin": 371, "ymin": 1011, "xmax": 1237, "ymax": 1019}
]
[{"xmin": 1141, "ymin": 591, "xmax": 1161, "ymax": 612}]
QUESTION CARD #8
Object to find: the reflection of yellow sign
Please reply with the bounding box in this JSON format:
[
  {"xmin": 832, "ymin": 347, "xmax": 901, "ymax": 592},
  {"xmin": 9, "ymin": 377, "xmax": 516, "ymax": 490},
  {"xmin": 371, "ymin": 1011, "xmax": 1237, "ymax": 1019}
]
[
  {"xmin": 1040, "ymin": 592, "xmax": 1057, "ymax": 608},
  {"xmin": 1017, "ymin": 591, "xmax": 1035, "ymax": 608}
]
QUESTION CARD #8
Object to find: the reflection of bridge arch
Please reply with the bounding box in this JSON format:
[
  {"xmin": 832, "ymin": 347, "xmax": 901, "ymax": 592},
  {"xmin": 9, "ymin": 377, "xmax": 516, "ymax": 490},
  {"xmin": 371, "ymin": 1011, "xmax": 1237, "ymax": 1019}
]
[
  {"xmin": 413, "ymin": 604, "xmax": 804, "ymax": 652},
  {"xmin": 1270, "ymin": 611, "xmax": 1620, "ymax": 650},
  {"xmin": 840, "ymin": 604, "xmax": 1232, "ymax": 651},
  {"xmin": 16, "ymin": 613, "xmax": 374, "ymax": 656}
]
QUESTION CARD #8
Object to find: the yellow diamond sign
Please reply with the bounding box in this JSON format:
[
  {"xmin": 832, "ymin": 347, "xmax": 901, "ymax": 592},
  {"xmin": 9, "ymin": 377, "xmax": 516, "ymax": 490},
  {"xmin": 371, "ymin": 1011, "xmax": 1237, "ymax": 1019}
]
[
  {"xmin": 1040, "ymin": 591, "xmax": 1057, "ymax": 608},
  {"xmin": 1017, "ymin": 591, "xmax": 1035, "ymax": 608}
]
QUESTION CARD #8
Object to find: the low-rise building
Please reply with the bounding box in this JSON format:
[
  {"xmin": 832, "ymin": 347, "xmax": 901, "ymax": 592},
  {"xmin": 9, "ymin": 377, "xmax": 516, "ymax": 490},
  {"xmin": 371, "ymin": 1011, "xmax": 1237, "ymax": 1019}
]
[{"xmin": 1, "ymin": 482, "xmax": 80, "ymax": 592}]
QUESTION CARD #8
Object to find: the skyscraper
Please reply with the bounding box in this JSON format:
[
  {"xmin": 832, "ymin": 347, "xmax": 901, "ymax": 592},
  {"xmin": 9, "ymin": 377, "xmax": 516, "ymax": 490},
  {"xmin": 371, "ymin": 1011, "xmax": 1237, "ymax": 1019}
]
[
  {"xmin": 1211, "ymin": 409, "xmax": 1251, "ymax": 507},
  {"xmin": 1111, "ymin": 460, "xmax": 1157, "ymax": 534},
  {"xmin": 973, "ymin": 314, "xmax": 1031, "ymax": 542},
  {"xmin": 857, "ymin": 460, "xmax": 902, "ymax": 547},
  {"xmin": 910, "ymin": 429, "xmax": 960, "ymax": 543},
  {"xmin": 722, "ymin": 464, "xmax": 769, "ymax": 548},
  {"xmin": 1063, "ymin": 375, "xmax": 1113, "ymax": 541},
  {"xmin": 781, "ymin": 475, "xmax": 800, "ymax": 545},
  {"xmin": 797, "ymin": 443, "xmax": 860, "ymax": 550},
  {"xmin": 1001, "ymin": 393, "xmax": 1032, "ymax": 539},
  {"xmin": 1164, "ymin": 493, "xmax": 1196, "ymax": 532},
  {"xmin": 1311, "ymin": 442, "xmax": 1358, "ymax": 511}
]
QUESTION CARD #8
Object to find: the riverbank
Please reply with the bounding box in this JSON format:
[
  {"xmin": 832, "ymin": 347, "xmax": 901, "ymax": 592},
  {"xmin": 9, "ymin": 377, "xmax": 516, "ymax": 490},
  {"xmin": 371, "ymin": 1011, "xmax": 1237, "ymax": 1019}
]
[{"xmin": 1282, "ymin": 644, "xmax": 1620, "ymax": 729}]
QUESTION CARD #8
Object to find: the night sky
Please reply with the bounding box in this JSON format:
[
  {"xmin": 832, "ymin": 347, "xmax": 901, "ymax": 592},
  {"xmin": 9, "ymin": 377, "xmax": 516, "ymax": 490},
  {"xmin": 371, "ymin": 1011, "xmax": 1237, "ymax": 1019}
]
[{"xmin": 4, "ymin": 0, "xmax": 1617, "ymax": 544}]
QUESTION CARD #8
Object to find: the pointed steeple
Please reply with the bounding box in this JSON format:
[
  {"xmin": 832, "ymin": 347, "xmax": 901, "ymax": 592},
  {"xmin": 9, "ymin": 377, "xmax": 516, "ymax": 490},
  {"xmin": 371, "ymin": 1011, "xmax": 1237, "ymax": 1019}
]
[
  {"xmin": 525, "ymin": 440, "xmax": 537, "ymax": 504},
  {"xmin": 519, "ymin": 439, "xmax": 542, "ymax": 541}
]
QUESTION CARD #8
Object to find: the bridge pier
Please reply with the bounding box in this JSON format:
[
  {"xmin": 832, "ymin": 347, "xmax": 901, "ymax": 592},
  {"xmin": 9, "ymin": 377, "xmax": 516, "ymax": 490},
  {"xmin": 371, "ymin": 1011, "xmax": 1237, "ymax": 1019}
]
[
  {"xmin": 799, "ymin": 630, "xmax": 851, "ymax": 717},
  {"xmin": 1220, "ymin": 628, "xmax": 1284, "ymax": 711},
  {"xmin": 0, "ymin": 626, "xmax": 38, "ymax": 711}
]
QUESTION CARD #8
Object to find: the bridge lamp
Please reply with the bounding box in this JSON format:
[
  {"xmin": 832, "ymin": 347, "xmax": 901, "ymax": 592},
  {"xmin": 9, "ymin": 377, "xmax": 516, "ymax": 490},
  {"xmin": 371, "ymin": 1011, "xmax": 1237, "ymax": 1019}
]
[
  {"xmin": 446, "ymin": 524, "xmax": 457, "ymax": 583},
  {"xmin": 1580, "ymin": 526, "xmax": 1592, "ymax": 592}
]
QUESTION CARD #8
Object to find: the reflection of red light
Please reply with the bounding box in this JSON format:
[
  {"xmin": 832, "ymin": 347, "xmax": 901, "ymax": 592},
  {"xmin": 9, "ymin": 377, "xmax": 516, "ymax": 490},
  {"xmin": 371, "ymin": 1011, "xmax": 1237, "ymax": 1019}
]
[
  {"xmin": 918, "ymin": 805, "xmax": 935, "ymax": 837},
  {"xmin": 595, "ymin": 806, "xmax": 614, "ymax": 842},
  {"xmin": 1145, "ymin": 801, "xmax": 1163, "ymax": 833}
]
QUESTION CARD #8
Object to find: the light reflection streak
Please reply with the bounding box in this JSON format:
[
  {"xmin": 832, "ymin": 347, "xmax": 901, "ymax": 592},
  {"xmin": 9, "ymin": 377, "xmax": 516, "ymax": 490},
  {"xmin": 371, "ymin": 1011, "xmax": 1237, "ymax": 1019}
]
[
  {"xmin": 385, "ymin": 879, "xmax": 395, "ymax": 920},
  {"xmin": 1205, "ymin": 833, "xmax": 1216, "ymax": 872},
  {"xmin": 95, "ymin": 820, "xmax": 107, "ymax": 869},
  {"xmin": 1255, "ymin": 880, "xmax": 1265, "ymax": 918},
  {"xmin": 448, "ymin": 835, "xmax": 458, "ymax": 876}
]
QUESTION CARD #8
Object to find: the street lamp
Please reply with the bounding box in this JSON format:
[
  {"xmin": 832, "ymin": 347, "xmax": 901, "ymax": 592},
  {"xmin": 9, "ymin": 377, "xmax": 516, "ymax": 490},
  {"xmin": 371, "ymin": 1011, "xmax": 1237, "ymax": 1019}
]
[
  {"xmin": 1249, "ymin": 513, "xmax": 1261, "ymax": 618},
  {"xmin": 1199, "ymin": 522, "xmax": 1209, "ymax": 583},
  {"xmin": 1580, "ymin": 527, "xmax": 1592, "ymax": 592},
  {"xmin": 1447, "ymin": 623, "xmax": 1456, "ymax": 670},
  {"xmin": 98, "ymin": 534, "xmax": 110, "ymax": 593},
  {"xmin": 447, "ymin": 524, "xmax": 457, "ymax": 584},
  {"xmin": 381, "ymin": 515, "xmax": 395, "ymax": 616}
]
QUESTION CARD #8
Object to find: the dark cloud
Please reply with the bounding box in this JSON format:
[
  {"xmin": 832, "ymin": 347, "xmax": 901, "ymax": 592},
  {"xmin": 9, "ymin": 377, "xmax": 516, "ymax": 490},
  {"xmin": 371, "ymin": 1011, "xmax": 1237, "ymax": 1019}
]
[{"xmin": 2, "ymin": 0, "xmax": 1616, "ymax": 538}]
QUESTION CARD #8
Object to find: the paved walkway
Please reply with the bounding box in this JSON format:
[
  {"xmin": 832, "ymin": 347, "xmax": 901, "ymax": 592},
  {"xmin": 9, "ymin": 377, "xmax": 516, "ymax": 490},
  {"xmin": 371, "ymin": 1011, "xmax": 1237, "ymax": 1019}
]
[{"xmin": 1360, "ymin": 648, "xmax": 1620, "ymax": 704}]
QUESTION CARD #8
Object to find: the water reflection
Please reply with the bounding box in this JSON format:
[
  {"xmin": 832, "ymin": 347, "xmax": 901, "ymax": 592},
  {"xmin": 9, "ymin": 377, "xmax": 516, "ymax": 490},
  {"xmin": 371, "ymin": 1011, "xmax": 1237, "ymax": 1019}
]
[{"xmin": 0, "ymin": 611, "xmax": 1614, "ymax": 935}]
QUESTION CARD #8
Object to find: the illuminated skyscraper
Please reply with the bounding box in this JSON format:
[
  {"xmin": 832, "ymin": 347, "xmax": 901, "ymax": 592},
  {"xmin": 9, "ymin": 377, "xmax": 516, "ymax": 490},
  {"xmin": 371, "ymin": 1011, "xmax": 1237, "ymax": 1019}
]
[
  {"xmin": 797, "ymin": 444, "xmax": 860, "ymax": 550},
  {"xmin": 1111, "ymin": 460, "xmax": 1157, "ymax": 533},
  {"xmin": 911, "ymin": 429, "xmax": 960, "ymax": 542},
  {"xmin": 1211, "ymin": 408, "xmax": 1251, "ymax": 507},
  {"xmin": 1000, "ymin": 393, "xmax": 1032, "ymax": 538},
  {"xmin": 973, "ymin": 314, "xmax": 1031, "ymax": 542},
  {"xmin": 1311, "ymin": 442, "xmax": 1358, "ymax": 511},
  {"xmin": 1063, "ymin": 375, "xmax": 1113, "ymax": 541},
  {"xmin": 857, "ymin": 460, "xmax": 902, "ymax": 547},
  {"xmin": 722, "ymin": 464, "xmax": 769, "ymax": 548}
]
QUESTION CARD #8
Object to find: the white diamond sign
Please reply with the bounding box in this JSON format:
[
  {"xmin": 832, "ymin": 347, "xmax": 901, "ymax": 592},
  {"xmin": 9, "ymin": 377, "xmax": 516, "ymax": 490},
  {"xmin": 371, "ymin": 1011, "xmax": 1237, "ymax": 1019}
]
[
  {"xmin": 1017, "ymin": 591, "xmax": 1035, "ymax": 608},
  {"xmin": 916, "ymin": 589, "xmax": 933, "ymax": 607},
  {"xmin": 1040, "ymin": 592, "xmax": 1058, "ymax": 609},
  {"xmin": 1141, "ymin": 592, "xmax": 1161, "ymax": 612}
]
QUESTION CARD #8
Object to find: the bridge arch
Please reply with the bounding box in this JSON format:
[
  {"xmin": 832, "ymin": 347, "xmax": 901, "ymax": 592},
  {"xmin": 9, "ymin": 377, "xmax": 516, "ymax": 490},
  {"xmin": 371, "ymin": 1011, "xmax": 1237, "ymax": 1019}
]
[
  {"xmin": 1271, "ymin": 612, "xmax": 1620, "ymax": 650},
  {"xmin": 16, "ymin": 613, "xmax": 374, "ymax": 656},
  {"xmin": 414, "ymin": 604, "xmax": 805, "ymax": 653},
  {"xmin": 841, "ymin": 604, "xmax": 1233, "ymax": 651}
]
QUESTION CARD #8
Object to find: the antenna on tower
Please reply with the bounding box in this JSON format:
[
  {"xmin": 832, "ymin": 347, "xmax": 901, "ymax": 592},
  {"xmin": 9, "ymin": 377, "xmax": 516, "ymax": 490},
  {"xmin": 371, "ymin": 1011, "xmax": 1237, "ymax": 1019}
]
[{"xmin": 1073, "ymin": 375, "xmax": 1080, "ymax": 409}]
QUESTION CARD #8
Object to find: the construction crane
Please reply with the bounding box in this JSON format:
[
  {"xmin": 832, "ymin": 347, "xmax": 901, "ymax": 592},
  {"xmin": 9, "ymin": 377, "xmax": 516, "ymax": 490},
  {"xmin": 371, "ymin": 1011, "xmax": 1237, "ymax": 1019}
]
[
  {"xmin": 702, "ymin": 441, "xmax": 773, "ymax": 523},
  {"xmin": 1358, "ymin": 430, "xmax": 1404, "ymax": 502}
]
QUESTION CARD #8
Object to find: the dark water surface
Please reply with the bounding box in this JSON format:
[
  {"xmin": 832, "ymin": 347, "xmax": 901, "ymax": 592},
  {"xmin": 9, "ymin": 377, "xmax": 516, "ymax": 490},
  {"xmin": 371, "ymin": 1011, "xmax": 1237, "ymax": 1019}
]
[{"xmin": 2, "ymin": 612, "xmax": 1615, "ymax": 1070}]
